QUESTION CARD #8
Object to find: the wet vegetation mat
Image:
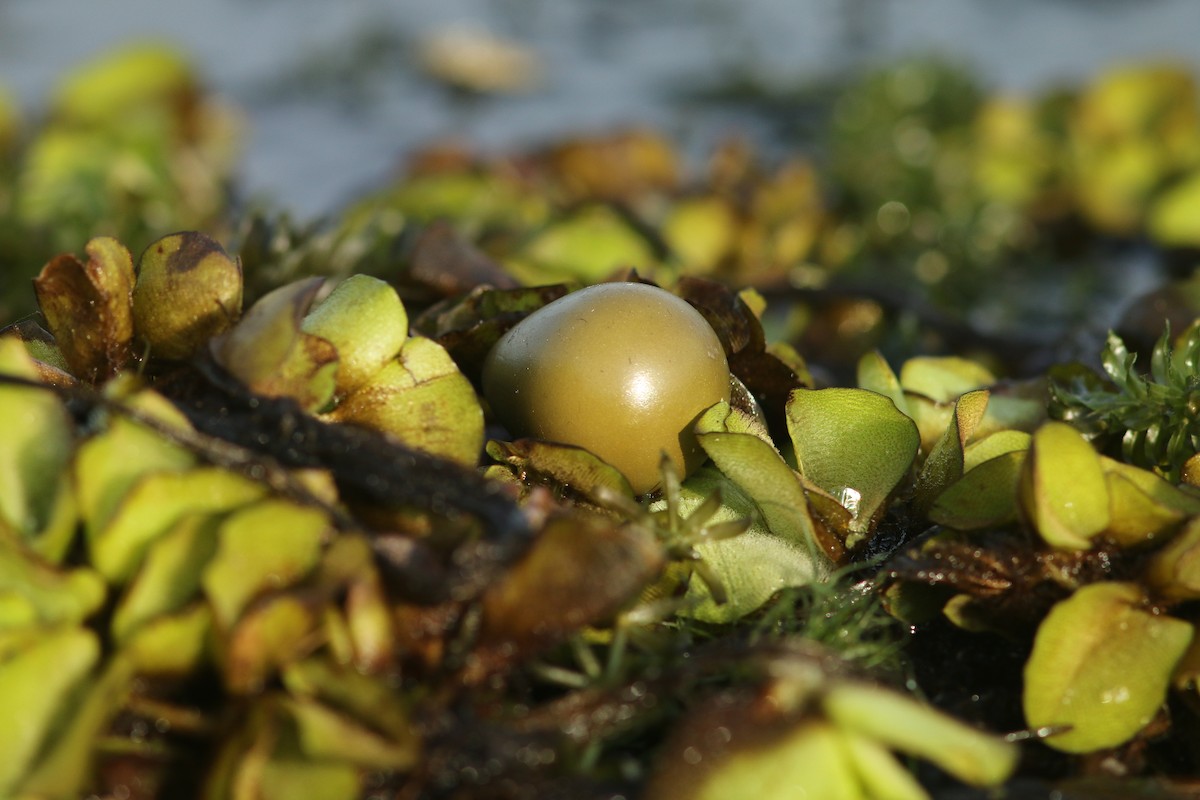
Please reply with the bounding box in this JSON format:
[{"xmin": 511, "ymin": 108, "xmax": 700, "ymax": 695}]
[{"xmin": 4, "ymin": 46, "xmax": 1200, "ymax": 799}]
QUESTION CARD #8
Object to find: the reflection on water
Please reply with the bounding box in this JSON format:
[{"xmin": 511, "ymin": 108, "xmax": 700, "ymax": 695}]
[{"xmin": 1, "ymin": 0, "xmax": 1199, "ymax": 215}]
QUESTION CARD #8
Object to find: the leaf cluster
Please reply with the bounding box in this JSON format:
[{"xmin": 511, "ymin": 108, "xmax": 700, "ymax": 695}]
[{"xmin": 4, "ymin": 40, "xmax": 1200, "ymax": 800}]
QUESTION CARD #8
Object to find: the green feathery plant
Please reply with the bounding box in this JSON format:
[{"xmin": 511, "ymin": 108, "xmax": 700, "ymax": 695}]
[{"xmin": 1051, "ymin": 324, "xmax": 1200, "ymax": 482}]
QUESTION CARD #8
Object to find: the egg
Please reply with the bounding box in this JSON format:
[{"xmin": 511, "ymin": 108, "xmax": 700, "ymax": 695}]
[{"xmin": 482, "ymin": 282, "xmax": 731, "ymax": 494}]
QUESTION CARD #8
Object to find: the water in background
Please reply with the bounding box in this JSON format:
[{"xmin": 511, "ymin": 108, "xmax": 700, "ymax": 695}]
[{"xmin": 3, "ymin": 0, "xmax": 1199, "ymax": 217}]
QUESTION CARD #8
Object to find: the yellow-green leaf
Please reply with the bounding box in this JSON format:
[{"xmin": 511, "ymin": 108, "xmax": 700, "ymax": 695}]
[
  {"xmin": 211, "ymin": 278, "xmax": 338, "ymax": 412},
  {"xmin": 91, "ymin": 466, "xmax": 264, "ymax": 583},
  {"xmin": 0, "ymin": 537, "xmax": 105, "ymax": 632},
  {"xmin": 823, "ymin": 681, "xmax": 1018, "ymax": 787},
  {"xmin": 75, "ymin": 385, "xmax": 195, "ymax": 540},
  {"xmin": 485, "ymin": 438, "xmax": 635, "ymax": 505},
  {"xmin": 112, "ymin": 513, "xmax": 221, "ymax": 641},
  {"xmin": 125, "ymin": 604, "xmax": 212, "ymax": 675},
  {"xmin": 202, "ymin": 500, "xmax": 329, "ymax": 630},
  {"xmin": 1102, "ymin": 458, "xmax": 1200, "ymax": 547},
  {"xmin": 696, "ymin": 402, "xmax": 821, "ymax": 558},
  {"xmin": 0, "ymin": 337, "xmax": 75, "ymax": 546},
  {"xmin": 914, "ymin": 389, "xmax": 989, "ymax": 514},
  {"xmin": 326, "ymin": 336, "xmax": 483, "ymax": 464},
  {"xmin": 652, "ymin": 466, "xmax": 810, "ymax": 623},
  {"xmin": 302, "ymin": 274, "xmax": 409, "ymax": 397},
  {"xmin": 856, "ymin": 350, "xmax": 909, "ymax": 418},
  {"xmin": 929, "ymin": 450, "xmax": 1025, "ymax": 530},
  {"xmin": 1024, "ymin": 582, "xmax": 1193, "ymax": 753},
  {"xmin": 1144, "ymin": 517, "xmax": 1200, "ymax": 600},
  {"xmin": 1019, "ymin": 421, "xmax": 1110, "ymax": 550},
  {"xmin": 133, "ymin": 232, "xmax": 243, "ymax": 360},
  {"xmin": 0, "ymin": 628, "xmax": 99, "ymax": 796},
  {"xmin": 284, "ymin": 696, "xmax": 418, "ymax": 769},
  {"xmin": 645, "ymin": 718, "xmax": 863, "ymax": 800}
]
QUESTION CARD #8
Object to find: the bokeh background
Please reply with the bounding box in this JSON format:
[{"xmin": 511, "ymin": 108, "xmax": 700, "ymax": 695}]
[{"xmin": 5, "ymin": 0, "xmax": 1200, "ymax": 217}]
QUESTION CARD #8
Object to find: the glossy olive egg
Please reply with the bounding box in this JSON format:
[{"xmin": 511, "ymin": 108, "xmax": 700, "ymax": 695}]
[{"xmin": 482, "ymin": 282, "xmax": 731, "ymax": 494}]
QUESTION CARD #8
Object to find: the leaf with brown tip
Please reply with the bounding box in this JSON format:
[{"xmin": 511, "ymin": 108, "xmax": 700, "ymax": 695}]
[{"xmin": 33, "ymin": 237, "xmax": 134, "ymax": 381}]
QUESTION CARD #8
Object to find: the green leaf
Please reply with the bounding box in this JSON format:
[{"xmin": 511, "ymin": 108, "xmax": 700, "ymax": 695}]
[
  {"xmin": 74, "ymin": 385, "xmax": 195, "ymax": 540},
  {"xmin": 508, "ymin": 204, "xmax": 657, "ymax": 284},
  {"xmin": 18, "ymin": 653, "xmax": 136, "ymax": 797},
  {"xmin": 963, "ymin": 429, "xmax": 1030, "ymax": 471},
  {"xmin": 787, "ymin": 388, "xmax": 920, "ymax": 535},
  {"xmin": 645, "ymin": 719, "xmax": 864, "ymax": 800},
  {"xmin": 856, "ymin": 350, "xmax": 909, "ymax": 417},
  {"xmin": 283, "ymin": 657, "xmax": 416, "ymax": 745},
  {"xmin": 211, "ymin": 278, "xmax": 338, "ymax": 412},
  {"xmin": 1144, "ymin": 517, "xmax": 1200, "ymax": 600},
  {"xmin": 51, "ymin": 44, "xmax": 192, "ymax": 124},
  {"xmin": 655, "ymin": 466, "xmax": 817, "ymax": 623},
  {"xmin": 823, "ymin": 681, "xmax": 1018, "ymax": 787},
  {"xmin": 485, "ymin": 438, "xmax": 636, "ymax": 505},
  {"xmin": 124, "ymin": 604, "xmax": 212, "ymax": 675},
  {"xmin": 284, "ymin": 696, "xmax": 418, "ymax": 769},
  {"xmin": 325, "ymin": 336, "xmax": 483, "ymax": 465},
  {"xmin": 0, "ymin": 628, "xmax": 99, "ymax": 796},
  {"xmin": 224, "ymin": 594, "xmax": 323, "ymax": 694},
  {"xmin": 695, "ymin": 402, "xmax": 823, "ymax": 558},
  {"xmin": 838, "ymin": 729, "xmax": 929, "ymax": 800},
  {"xmin": 258, "ymin": 759, "xmax": 359, "ymax": 800},
  {"xmin": 1148, "ymin": 170, "xmax": 1200, "ymax": 247},
  {"xmin": 111, "ymin": 513, "xmax": 220, "ymax": 642},
  {"xmin": 1023, "ymin": 582, "xmax": 1193, "ymax": 753},
  {"xmin": 1102, "ymin": 458, "xmax": 1200, "ymax": 547},
  {"xmin": 202, "ymin": 500, "xmax": 329, "ymax": 630},
  {"xmin": 1019, "ymin": 421, "xmax": 1110, "ymax": 550},
  {"xmin": 914, "ymin": 389, "xmax": 989, "ymax": 514},
  {"xmin": 899, "ymin": 356, "xmax": 995, "ymax": 403},
  {"xmin": 0, "ymin": 537, "xmax": 106, "ymax": 632},
  {"xmin": 0, "ymin": 337, "xmax": 75, "ymax": 546},
  {"xmin": 928, "ymin": 450, "xmax": 1025, "ymax": 530},
  {"xmin": 91, "ymin": 467, "xmax": 265, "ymax": 583},
  {"xmin": 301, "ymin": 274, "xmax": 409, "ymax": 397},
  {"xmin": 663, "ymin": 195, "xmax": 738, "ymax": 273}
]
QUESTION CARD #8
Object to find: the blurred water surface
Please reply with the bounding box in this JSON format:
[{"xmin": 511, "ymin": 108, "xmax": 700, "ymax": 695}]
[{"xmin": 2, "ymin": 0, "xmax": 1199, "ymax": 216}]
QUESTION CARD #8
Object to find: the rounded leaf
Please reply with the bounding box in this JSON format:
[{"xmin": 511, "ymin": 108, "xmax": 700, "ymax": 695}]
[
  {"xmin": 1023, "ymin": 582, "xmax": 1193, "ymax": 753},
  {"xmin": 786, "ymin": 388, "xmax": 920, "ymax": 535},
  {"xmin": 211, "ymin": 278, "xmax": 338, "ymax": 412},
  {"xmin": 301, "ymin": 274, "xmax": 408, "ymax": 396},
  {"xmin": 1019, "ymin": 421, "xmax": 1110, "ymax": 550}
]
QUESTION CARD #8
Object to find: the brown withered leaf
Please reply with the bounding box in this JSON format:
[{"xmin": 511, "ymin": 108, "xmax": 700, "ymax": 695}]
[
  {"xmin": 473, "ymin": 514, "xmax": 663, "ymax": 674},
  {"xmin": 542, "ymin": 130, "xmax": 681, "ymax": 203},
  {"xmin": 33, "ymin": 237, "xmax": 135, "ymax": 382},
  {"xmin": 485, "ymin": 438, "xmax": 636, "ymax": 509},
  {"xmin": 418, "ymin": 284, "xmax": 569, "ymax": 383},
  {"xmin": 675, "ymin": 275, "xmax": 809, "ymax": 429},
  {"xmin": 407, "ymin": 220, "xmax": 519, "ymax": 300},
  {"xmin": 884, "ymin": 530, "xmax": 1127, "ymax": 633}
]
